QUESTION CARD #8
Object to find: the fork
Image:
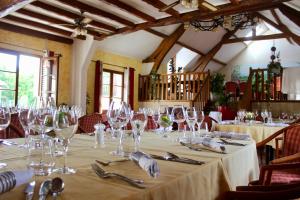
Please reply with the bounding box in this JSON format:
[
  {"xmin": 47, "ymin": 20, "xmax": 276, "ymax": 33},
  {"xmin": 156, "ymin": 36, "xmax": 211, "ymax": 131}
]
[
  {"xmin": 91, "ymin": 164, "xmax": 146, "ymax": 189},
  {"xmin": 95, "ymin": 159, "xmax": 130, "ymax": 166}
]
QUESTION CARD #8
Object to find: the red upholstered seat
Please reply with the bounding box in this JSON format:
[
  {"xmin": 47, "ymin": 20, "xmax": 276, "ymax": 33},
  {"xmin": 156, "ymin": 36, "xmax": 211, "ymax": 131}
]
[
  {"xmin": 78, "ymin": 113, "xmax": 102, "ymax": 133},
  {"xmin": 225, "ymin": 81, "xmax": 238, "ymax": 100},
  {"xmin": 283, "ymin": 125, "xmax": 300, "ymax": 156},
  {"xmin": 270, "ymin": 168, "xmax": 300, "ymax": 184},
  {"xmin": 146, "ymin": 116, "xmax": 156, "ymax": 130},
  {"xmin": 239, "ymin": 82, "xmax": 247, "ymax": 96},
  {"xmin": 0, "ymin": 113, "xmax": 24, "ymax": 139}
]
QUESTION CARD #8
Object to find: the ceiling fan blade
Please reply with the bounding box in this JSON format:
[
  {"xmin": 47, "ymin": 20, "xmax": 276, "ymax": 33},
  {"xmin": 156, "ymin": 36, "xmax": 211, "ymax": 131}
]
[
  {"xmin": 201, "ymin": 1, "xmax": 218, "ymax": 11},
  {"xmin": 82, "ymin": 17, "xmax": 92, "ymax": 24},
  {"xmin": 159, "ymin": 0, "xmax": 180, "ymax": 12},
  {"xmin": 71, "ymin": 31, "xmax": 78, "ymax": 38},
  {"xmin": 57, "ymin": 24, "xmax": 77, "ymax": 27},
  {"xmin": 86, "ymin": 26, "xmax": 111, "ymax": 34}
]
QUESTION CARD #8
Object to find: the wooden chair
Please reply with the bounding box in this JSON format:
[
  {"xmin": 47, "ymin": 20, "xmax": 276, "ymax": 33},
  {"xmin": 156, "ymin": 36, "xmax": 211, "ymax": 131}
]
[
  {"xmin": 78, "ymin": 113, "xmax": 102, "ymax": 133},
  {"xmin": 225, "ymin": 182, "xmax": 300, "ymax": 200},
  {"xmin": 226, "ymin": 162, "xmax": 300, "ymax": 199},
  {"xmin": 225, "ymin": 81, "xmax": 238, "ymax": 101}
]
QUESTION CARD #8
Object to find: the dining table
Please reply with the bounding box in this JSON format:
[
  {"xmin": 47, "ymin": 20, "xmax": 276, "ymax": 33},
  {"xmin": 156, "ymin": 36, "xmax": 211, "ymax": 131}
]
[
  {"xmin": 0, "ymin": 131, "xmax": 259, "ymax": 200},
  {"xmin": 215, "ymin": 121, "xmax": 288, "ymax": 148}
]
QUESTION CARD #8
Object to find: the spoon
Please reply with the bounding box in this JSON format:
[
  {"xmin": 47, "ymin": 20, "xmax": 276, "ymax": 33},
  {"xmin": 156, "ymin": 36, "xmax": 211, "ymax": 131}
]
[
  {"xmin": 50, "ymin": 177, "xmax": 64, "ymax": 200},
  {"xmin": 39, "ymin": 179, "xmax": 52, "ymax": 200}
]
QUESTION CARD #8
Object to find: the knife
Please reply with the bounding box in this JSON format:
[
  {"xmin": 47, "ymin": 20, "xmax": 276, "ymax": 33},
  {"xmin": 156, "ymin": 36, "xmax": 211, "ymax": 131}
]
[
  {"xmin": 24, "ymin": 181, "xmax": 35, "ymax": 200},
  {"xmin": 150, "ymin": 154, "xmax": 205, "ymax": 165},
  {"xmin": 219, "ymin": 139, "xmax": 246, "ymax": 146}
]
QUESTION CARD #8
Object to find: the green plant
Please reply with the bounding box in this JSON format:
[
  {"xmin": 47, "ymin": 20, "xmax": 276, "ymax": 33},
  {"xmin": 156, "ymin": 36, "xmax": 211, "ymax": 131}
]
[{"xmin": 210, "ymin": 73, "xmax": 228, "ymax": 107}]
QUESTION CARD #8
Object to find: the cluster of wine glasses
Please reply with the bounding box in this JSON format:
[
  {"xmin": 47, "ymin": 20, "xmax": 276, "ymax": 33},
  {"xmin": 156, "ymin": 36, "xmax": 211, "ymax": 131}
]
[
  {"xmin": 237, "ymin": 109, "xmax": 246, "ymax": 123},
  {"xmin": 0, "ymin": 101, "xmax": 11, "ymax": 169}
]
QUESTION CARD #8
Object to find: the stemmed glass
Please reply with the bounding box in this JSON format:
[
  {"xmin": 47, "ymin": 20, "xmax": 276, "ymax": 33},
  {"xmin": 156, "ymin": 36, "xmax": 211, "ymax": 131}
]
[
  {"xmin": 158, "ymin": 105, "xmax": 172, "ymax": 137},
  {"xmin": 53, "ymin": 107, "xmax": 78, "ymax": 174},
  {"xmin": 195, "ymin": 111, "xmax": 206, "ymax": 134},
  {"xmin": 171, "ymin": 105, "xmax": 185, "ymax": 132},
  {"xmin": 130, "ymin": 111, "xmax": 147, "ymax": 151},
  {"xmin": 107, "ymin": 101, "xmax": 130, "ymax": 156},
  {"xmin": 0, "ymin": 106, "xmax": 11, "ymax": 169},
  {"xmin": 18, "ymin": 107, "xmax": 30, "ymax": 148},
  {"xmin": 185, "ymin": 108, "xmax": 197, "ymax": 138},
  {"xmin": 261, "ymin": 110, "xmax": 268, "ymax": 123}
]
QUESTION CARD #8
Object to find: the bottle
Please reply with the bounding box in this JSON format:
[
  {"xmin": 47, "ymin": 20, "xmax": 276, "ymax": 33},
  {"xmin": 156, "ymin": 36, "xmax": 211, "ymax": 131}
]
[{"xmin": 94, "ymin": 123, "xmax": 106, "ymax": 148}]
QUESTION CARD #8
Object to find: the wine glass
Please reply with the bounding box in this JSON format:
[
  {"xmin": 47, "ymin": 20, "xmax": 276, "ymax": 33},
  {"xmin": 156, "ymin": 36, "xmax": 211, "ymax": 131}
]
[
  {"xmin": 185, "ymin": 108, "xmax": 197, "ymax": 138},
  {"xmin": 158, "ymin": 105, "xmax": 172, "ymax": 137},
  {"xmin": 107, "ymin": 101, "xmax": 130, "ymax": 156},
  {"xmin": 130, "ymin": 111, "xmax": 147, "ymax": 151},
  {"xmin": 196, "ymin": 110, "xmax": 205, "ymax": 133},
  {"xmin": 18, "ymin": 107, "xmax": 30, "ymax": 148},
  {"xmin": 53, "ymin": 107, "xmax": 78, "ymax": 174},
  {"xmin": 171, "ymin": 105, "xmax": 185, "ymax": 130},
  {"xmin": 0, "ymin": 106, "xmax": 11, "ymax": 169}
]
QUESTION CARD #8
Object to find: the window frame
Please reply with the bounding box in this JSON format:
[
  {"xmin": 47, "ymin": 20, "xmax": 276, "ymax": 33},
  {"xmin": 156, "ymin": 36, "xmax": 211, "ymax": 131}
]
[
  {"xmin": 101, "ymin": 69, "xmax": 124, "ymax": 111},
  {"xmin": 0, "ymin": 48, "xmax": 42, "ymax": 106}
]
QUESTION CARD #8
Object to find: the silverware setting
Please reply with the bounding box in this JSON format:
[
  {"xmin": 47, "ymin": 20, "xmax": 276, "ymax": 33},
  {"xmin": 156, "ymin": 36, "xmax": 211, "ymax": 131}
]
[
  {"xmin": 150, "ymin": 152, "xmax": 205, "ymax": 165},
  {"xmin": 91, "ymin": 163, "xmax": 145, "ymax": 189},
  {"xmin": 0, "ymin": 140, "xmax": 18, "ymax": 146},
  {"xmin": 180, "ymin": 142, "xmax": 227, "ymax": 154},
  {"xmin": 219, "ymin": 138, "xmax": 246, "ymax": 146},
  {"xmin": 38, "ymin": 177, "xmax": 64, "ymax": 200},
  {"xmin": 24, "ymin": 181, "xmax": 35, "ymax": 200},
  {"xmin": 95, "ymin": 159, "xmax": 130, "ymax": 166}
]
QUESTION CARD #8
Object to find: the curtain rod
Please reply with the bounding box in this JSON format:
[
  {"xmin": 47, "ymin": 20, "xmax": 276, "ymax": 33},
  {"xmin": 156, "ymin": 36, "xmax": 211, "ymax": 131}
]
[
  {"xmin": 0, "ymin": 41, "xmax": 62, "ymax": 56},
  {"xmin": 91, "ymin": 60, "xmax": 127, "ymax": 70}
]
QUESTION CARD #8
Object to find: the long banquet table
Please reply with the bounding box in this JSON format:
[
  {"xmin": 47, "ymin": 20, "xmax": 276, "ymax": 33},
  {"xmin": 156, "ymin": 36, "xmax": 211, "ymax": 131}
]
[{"xmin": 0, "ymin": 132, "xmax": 259, "ymax": 200}]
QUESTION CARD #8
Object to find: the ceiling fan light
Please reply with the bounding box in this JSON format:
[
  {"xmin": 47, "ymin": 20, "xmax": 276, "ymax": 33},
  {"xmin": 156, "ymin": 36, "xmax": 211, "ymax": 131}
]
[{"xmin": 181, "ymin": 0, "xmax": 198, "ymax": 9}]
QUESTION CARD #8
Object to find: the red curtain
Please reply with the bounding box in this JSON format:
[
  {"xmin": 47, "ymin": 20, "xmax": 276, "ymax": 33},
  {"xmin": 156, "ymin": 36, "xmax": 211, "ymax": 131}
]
[
  {"xmin": 129, "ymin": 68, "xmax": 135, "ymax": 109},
  {"xmin": 94, "ymin": 60, "xmax": 103, "ymax": 113}
]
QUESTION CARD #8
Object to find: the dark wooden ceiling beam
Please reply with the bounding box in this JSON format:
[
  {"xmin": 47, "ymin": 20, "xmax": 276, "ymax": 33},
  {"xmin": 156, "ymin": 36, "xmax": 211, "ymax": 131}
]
[
  {"xmin": 192, "ymin": 27, "xmax": 240, "ymax": 72},
  {"xmin": 141, "ymin": 0, "xmax": 180, "ymax": 17},
  {"xmin": 224, "ymin": 33, "xmax": 287, "ymax": 43},
  {"xmin": 0, "ymin": 21, "xmax": 73, "ymax": 44},
  {"xmin": 4, "ymin": 15, "xmax": 73, "ymax": 36},
  {"xmin": 229, "ymin": 0, "xmax": 240, "ymax": 5},
  {"xmin": 31, "ymin": 1, "xmax": 116, "ymax": 32},
  {"xmin": 278, "ymin": 4, "xmax": 300, "ymax": 27},
  {"xmin": 270, "ymin": 9, "xmax": 293, "ymax": 44},
  {"xmin": 256, "ymin": 12, "xmax": 300, "ymax": 45},
  {"xmin": 58, "ymin": 0, "xmax": 135, "ymax": 27},
  {"xmin": 105, "ymin": 0, "xmax": 290, "ymax": 41},
  {"xmin": 146, "ymin": 28, "xmax": 226, "ymax": 66},
  {"xmin": 146, "ymin": 24, "xmax": 185, "ymax": 73},
  {"xmin": 101, "ymin": 0, "xmax": 156, "ymax": 22}
]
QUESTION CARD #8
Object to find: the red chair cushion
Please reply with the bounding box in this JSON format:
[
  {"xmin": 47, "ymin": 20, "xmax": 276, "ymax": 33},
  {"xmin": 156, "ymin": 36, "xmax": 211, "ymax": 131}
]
[
  {"xmin": 271, "ymin": 169, "xmax": 300, "ymax": 184},
  {"xmin": 78, "ymin": 113, "xmax": 102, "ymax": 133},
  {"xmin": 283, "ymin": 125, "xmax": 300, "ymax": 156}
]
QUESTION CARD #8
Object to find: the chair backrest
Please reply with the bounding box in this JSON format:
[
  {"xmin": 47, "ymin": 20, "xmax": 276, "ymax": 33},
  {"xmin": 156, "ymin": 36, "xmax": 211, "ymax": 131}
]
[
  {"xmin": 283, "ymin": 125, "xmax": 300, "ymax": 156},
  {"xmin": 225, "ymin": 81, "xmax": 238, "ymax": 94},
  {"xmin": 78, "ymin": 113, "xmax": 102, "ymax": 133},
  {"xmin": 239, "ymin": 82, "xmax": 247, "ymax": 95}
]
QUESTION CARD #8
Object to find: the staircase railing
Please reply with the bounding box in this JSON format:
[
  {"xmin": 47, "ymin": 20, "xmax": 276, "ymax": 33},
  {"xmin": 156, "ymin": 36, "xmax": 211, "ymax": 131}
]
[
  {"xmin": 138, "ymin": 71, "xmax": 209, "ymax": 101},
  {"xmin": 192, "ymin": 73, "xmax": 210, "ymax": 111}
]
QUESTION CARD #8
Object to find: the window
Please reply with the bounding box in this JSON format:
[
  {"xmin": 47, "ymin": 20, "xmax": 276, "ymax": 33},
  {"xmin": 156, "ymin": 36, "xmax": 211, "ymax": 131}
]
[
  {"xmin": 101, "ymin": 70, "xmax": 124, "ymax": 111},
  {"xmin": 0, "ymin": 49, "xmax": 44, "ymax": 106}
]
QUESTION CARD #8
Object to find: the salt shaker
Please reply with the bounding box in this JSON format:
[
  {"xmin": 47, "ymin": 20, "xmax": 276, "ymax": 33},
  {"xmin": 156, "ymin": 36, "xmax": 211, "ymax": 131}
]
[{"xmin": 94, "ymin": 123, "xmax": 106, "ymax": 148}]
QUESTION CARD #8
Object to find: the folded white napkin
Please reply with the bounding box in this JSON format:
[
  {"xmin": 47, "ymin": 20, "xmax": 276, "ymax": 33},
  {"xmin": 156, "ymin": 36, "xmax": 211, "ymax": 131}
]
[
  {"xmin": 130, "ymin": 151, "xmax": 160, "ymax": 178},
  {"xmin": 14, "ymin": 170, "xmax": 34, "ymax": 187},
  {"xmin": 190, "ymin": 137, "xmax": 226, "ymax": 153},
  {"xmin": 212, "ymin": 131, "xmax": 251, "ymax": 140}
]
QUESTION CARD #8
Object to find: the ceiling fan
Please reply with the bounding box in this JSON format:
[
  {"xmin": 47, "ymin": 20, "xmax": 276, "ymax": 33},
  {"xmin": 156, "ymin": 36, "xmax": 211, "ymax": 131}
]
[
  {"xmin": 160, "ymin": 0, "xmax": 218, "ymax": 12},
  {"xmin": 55, "ymin": 11, "xmax": 108, "ymax": 40}
]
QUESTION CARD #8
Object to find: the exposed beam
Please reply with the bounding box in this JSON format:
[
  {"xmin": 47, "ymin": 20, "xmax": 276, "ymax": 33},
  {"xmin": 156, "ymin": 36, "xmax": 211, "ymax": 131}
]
[
  {"xmin": 31, "ymin": 1, "xmax": 116, "ymax": 32},
  {"xmin": 224, "ymin": 33, "xmax": 288, "ymax": 43},
  {"xmin": 256, "ymin": 12, "xmax": 300, "ymax": 45},
  {"xmin": 146, "ymin": 24, "xmax": 185, "ymax": 73},
  {"xmin": 270, "ymin": 9, "xmax": 293, "ymax": 44},
  {"xmin": 107, "ymin": 0, "xmax": 290, "ymax": 40},
  {"xmin": 101, "ymin": 0, "xmax": 156, "ymax": 22},
  {"xmin": 0, "ymin": 21, "xmax": 73, "ymax": 44},
  {"xmin": 140, "ymin": 0, "xmax": 180, "ymax": 17},
  {"xmin": 4, "ymin": 15, "xmax": 73, "ymax": 37},
  {"xmin": 278, "ymin": 4, "xmax": 300, "ymax": 28},
  {"xmin": 58, "ymin": 0, "xmax": 135, "ymax": 27},
  {"xmin": 16, "ymin": 9, "xmax": 103, "ymax": 38},
  {"xmin": 230, "ymin": 0, "xmax": 240, "ymax": 5},
  {"xmin": 0, "ymin": 0, "xmax": 34, "ymax": 17},
  {"xmin": 146, "ymin": 28, "xmax": 226, "ymax": 66},
  {"xmin": 192, "ymin": 27, "xmax": 239, "ymax": 72}
]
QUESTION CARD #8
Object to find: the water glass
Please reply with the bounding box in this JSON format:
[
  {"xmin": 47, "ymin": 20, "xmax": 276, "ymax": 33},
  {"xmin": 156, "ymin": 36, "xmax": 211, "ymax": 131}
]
[
  {"xmin": 130, "ymin": 111, "xmax": 147, "ymax": 151},
  {"xmin": 0, "ymin": 106, "xmax": 11, "ymax": 169},
  {"xmin": 185, "ymin": 108, "xmax": 197, "ymax": 138},
  {"xmin": 27, "ymin": 137, "xmax": 55, "ymax": 176},
  {"xmin": 158, "ymin": 105, "xmax": 172, "ymax": 137}
]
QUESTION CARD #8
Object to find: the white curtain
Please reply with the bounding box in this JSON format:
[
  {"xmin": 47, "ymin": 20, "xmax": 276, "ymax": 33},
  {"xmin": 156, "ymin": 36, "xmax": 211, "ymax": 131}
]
[
  {"xmin": 123, "ymin": 67, "xmax": 129, "ymax": 104},
  {"xmin": 282, "ymin": 67, "xmax": 300, "ymax": 100}
]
